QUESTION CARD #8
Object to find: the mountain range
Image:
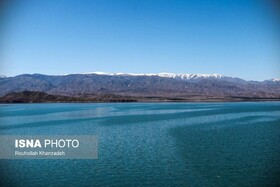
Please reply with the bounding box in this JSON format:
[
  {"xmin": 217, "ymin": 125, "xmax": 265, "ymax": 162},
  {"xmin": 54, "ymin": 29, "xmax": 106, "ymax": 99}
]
[{"xmin": 0, "ymin": 72, "xmax": 279, "ymax": 102}]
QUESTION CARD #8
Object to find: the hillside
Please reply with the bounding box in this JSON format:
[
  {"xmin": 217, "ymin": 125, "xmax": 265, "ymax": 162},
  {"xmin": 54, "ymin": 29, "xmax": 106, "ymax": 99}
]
[{"xmin": 0, "ymin": 73, "xmax": 279, "ymax": 102}]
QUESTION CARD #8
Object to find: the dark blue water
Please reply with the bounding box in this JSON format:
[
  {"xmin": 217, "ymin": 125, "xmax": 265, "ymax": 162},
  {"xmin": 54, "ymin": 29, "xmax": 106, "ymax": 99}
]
[{"xmin": 0, "ymin": 102, "xmax": 280, "ymax": 187}]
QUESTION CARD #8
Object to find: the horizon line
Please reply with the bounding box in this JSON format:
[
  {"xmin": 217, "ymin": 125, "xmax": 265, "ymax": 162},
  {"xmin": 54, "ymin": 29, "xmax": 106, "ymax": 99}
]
[{"xmin": 0, "ymin": 71, "xmax": 279, "ymax": 82}]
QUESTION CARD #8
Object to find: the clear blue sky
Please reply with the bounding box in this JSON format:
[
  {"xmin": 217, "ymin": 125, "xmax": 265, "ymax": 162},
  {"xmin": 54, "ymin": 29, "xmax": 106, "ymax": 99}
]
[{"xmin": 1, "ymin": 0, "xmax": 279, "ymax": 80}]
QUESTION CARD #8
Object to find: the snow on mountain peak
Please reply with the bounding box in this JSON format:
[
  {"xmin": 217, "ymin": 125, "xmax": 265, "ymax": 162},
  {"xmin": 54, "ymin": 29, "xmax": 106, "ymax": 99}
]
[
  {"xmin": 157, "ymin": 73, "xmax": 224, "ymax": 79},
  {"xmin": 84, "ymin": 72, "xmax": 225, "ymax": 80},
  {"xmin": 270, "ymin": 78, "xmax": 280, "ymax": 82}
]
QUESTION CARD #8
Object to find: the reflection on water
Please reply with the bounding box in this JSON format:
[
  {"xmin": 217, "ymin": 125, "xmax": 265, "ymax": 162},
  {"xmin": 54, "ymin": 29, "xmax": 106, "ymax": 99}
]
[{"xmin": 0, "ymin": 102, "xmax": 280, "ymax": 186}]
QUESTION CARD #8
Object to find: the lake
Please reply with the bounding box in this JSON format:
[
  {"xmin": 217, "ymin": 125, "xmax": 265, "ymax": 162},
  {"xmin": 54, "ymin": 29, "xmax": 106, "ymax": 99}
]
[{"xmin": 0, "ymin": 102, "xmax": 280, "ymax": 186}]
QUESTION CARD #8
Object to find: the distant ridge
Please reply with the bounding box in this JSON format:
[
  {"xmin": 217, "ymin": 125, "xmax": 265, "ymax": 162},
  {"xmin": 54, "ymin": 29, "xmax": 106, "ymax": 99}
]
[
  {"xmin": 0, "ymin": 72, "xmax": 279, "ymax": 101},
  {"xmin": 81, "ymin": 72, "xmax": 242, "ymax": 81},
  {"xmin": 2, "ymin": 72, "xmax": 279, "ymax": 82},
  {"xmin": 81, "ymin": 72, "xmax": 280, "ymax": 81}
]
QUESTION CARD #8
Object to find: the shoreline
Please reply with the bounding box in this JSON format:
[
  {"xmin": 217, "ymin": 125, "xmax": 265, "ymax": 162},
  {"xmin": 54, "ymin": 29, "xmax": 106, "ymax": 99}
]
[
  {"xmin": 1, "ymin": 99, "xmax": 280, "ymax": 104},
  {"xmin": 1, "ymin": 91, "xmax": 280, "ymax": 104}
]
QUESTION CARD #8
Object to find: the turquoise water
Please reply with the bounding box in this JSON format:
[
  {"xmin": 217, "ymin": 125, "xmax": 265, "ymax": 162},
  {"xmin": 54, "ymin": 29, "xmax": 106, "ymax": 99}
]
[{"xmin": 0, "ymin": 102, "xmax": 280, "ymax": 187}]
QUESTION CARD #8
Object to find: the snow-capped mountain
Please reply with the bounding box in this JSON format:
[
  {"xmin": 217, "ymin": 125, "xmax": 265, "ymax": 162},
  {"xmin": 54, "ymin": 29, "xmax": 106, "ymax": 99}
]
[
  {"xmin": 83, "ymin": 71, "xmax": 158, "ymax": 77},
  {"xmin": 269, "ymin": 78, "xmax": 280, "ymax": 82},
  {"xmin": 80, "ymin": 72, "xmax": 247, "ymax": 84},
  {"xmin": 157, "ymin": 73, "xmax": 225, "ymax": 79},
  {"xmin": 83, "ymin": 72, "xmax": 241, "ymax": 81},
  {"xmin": 0, "ymin": 72, "xmax": 279, "ymax": 99}
]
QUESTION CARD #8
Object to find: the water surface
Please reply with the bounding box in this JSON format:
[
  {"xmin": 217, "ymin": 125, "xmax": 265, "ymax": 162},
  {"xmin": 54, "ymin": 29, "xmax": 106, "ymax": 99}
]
[{"xmin": 0, "ymin": 102, "xmax": 280, "ymax": 186}]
